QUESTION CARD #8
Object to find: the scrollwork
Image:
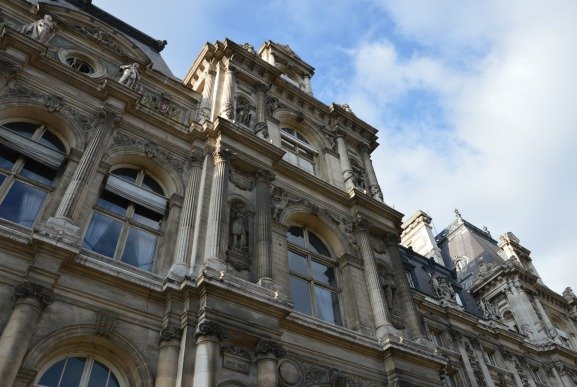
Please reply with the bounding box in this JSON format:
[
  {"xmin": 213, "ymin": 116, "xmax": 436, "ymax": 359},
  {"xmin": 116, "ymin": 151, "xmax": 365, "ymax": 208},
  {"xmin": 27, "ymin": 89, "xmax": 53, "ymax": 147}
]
[
  {"xmin": 14, "ymin": 282, "xmax": 54, "ymax": 307},
  {"xmin": 195, "ymin": 320, "xmax": 228, "ymax": 341},
  {"xmin": 256, "ymin": 338, "xmax": 286, "ymax": 358}
]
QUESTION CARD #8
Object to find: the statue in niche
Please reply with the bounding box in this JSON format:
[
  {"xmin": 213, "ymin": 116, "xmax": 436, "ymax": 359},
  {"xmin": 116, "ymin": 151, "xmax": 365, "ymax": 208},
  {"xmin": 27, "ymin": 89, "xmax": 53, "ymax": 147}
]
[
  {"xmin": 235, "ymin": 98, "xmax": 253, "ymax": 127},
  {"xmin": 379, "ymin": 269, "xmax": 397, "ymax": 313},
  {"xmin": 19, "ymin": 14, "xmax": 56, "ymax": 43},
  {"xmin": 430, "ymin": 274, "xmax": 456, "ymax": 302},
  {"xmin": 117, "ymin": 63, "xmax": 140, "ymax": 89},
  {"xmin": 229, "ymin": 209, "xmax": 248, "ymax": 251}
]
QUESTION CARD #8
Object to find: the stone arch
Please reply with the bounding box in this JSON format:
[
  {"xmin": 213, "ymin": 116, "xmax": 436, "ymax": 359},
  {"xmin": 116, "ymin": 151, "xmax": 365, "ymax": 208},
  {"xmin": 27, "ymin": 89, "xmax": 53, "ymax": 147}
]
[
  {"xmin": 274, "ymin": 111, "xmax": 329, "ymax": 150},
  {"xmin": 0, "ymin": 101, "xmax": 87, "ymax": 151},
  {"xmin": 22, "ymin": 325, "xmax": 153, "ymax": 387},
  {"xmin": 102, "ymin": 147, "xmax": 185, "ymax": 197}
]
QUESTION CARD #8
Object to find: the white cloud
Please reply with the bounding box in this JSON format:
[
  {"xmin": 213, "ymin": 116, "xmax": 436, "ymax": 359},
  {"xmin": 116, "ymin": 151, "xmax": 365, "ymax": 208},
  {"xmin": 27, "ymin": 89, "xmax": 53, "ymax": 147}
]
[{"xmin": 344, "ymin": 1, "xmax": 577, "ymax": 293}]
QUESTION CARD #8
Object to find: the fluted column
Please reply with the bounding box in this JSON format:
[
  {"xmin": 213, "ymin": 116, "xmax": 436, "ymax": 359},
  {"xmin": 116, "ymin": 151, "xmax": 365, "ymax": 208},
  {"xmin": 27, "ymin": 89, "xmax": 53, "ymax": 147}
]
[
  {"xmin": 255, "ymin": 339, "xmax": 286, "ymax": 387},
  {"xmin": 53, "ymin": 110, "xmax": 121, "ymax": 225},
  {"xmin": 204, "ymin": 148, "xmax": 235, "ymax": 269},
  {"xmin": 192, "ymin": 320, "xmax": 228, "ymax": 387},
  {"xmin": 255, "ymin": 169, "xmax": 275, "ymax": 287},
  {"xmin": 168, "ymin": 150, "xmax": 204, "ymax": 281},
  {"xmin": 0, "ymin": 282, "xmax": 54, "ymax": 385},
  {"xmin": 220, "ymin": 64, "xmax": 235, "ymax": 120},
  {"xmin": 334, "ymin": 128, "xmax": 355, "ymax": 192},
  {"xmin": 254, "ymin": 83, "xmax": 269, "ymax": 139},
  {"xmin": 354, "ymin": 215, "xmax": 395, "ymax": 339},
  {"xmin": 198, "ymin": 65, "xmax": 216, "ymax": 123},
  {"xmin": 155, "ymin": 326, "xmax": 182, "ymax": 387},
  {"xmin": 505, "ymin": 281, "xmax": 546, "ymax": 342},
  {"xmin": 532, "ymin": 296, "xmax": 561, "ymax": 344},
  {"xmin": 358, "ymin": 144, "xmax": 383, "ymax": 201}
]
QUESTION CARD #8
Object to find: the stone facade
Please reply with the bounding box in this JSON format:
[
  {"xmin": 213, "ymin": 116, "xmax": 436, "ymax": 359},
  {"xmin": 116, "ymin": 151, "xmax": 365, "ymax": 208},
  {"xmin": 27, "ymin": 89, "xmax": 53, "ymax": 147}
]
[{"xmin": 0, "ymin": 1, "xmax": 575, "ymax": 386}]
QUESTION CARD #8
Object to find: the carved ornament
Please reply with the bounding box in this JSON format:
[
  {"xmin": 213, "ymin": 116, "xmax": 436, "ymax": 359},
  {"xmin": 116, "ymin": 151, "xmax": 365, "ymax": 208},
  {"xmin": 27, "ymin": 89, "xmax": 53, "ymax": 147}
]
[
  {"xmin": 113, "ymin": 131, "xmax": 185, "ymax": 173},
  {"xmin": 63, "ymin": 21, "xmax": 127, "ymax": 56},
  {"xmin": 14, "ymin": 282, "xmax": 54, "ymax": 307},
  {"xmin": 195, "ymin": 320, "xmax": 228, "ymax": 341},
  {"xmin": 160, "ymin": 326, "xmax": 183, "ymax": 341},
  {"xmin": 229, "ymin": 167, "xmax": 254, "ymax": 191},
  {"xmin": 95, "ymin": 312, "xmax": 116, "ymax": 337},
  {"xmin": 140, "ymin": 89, "xmax": 191, "ymax": 125},
  {"xmin": 255, "ymin": 168, "xmax": 275, "ymax": 184},
  {"xmin": 256, "ymin": 338, "xmax": 286, "ymax": 358},
  {"xmin": 214, "ymin": 147, "xmax": 236, "ymax": 164}
]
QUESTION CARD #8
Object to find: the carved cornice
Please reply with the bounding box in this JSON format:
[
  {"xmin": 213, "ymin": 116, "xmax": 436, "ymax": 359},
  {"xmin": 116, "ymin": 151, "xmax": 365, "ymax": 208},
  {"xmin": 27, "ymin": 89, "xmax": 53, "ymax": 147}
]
[
  {"xmin": 14, "ymin": 282, "xmax": 54, "ymax": 307},
  {"xmin": 195, "ymin": 320, "xmax": 228, "ymax": 341},
  {"xmin": 256, "ymin": 338, "xmax": 286, "ymax": 358},
  {"xmin": 160, "ymin": 326, "xmax": 183, "ymax": 341}
]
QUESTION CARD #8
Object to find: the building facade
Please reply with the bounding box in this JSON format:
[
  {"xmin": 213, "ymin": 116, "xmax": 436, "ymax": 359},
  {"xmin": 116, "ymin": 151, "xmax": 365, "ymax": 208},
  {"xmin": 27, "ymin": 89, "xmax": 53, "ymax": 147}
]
[{"xmin": 0, "ymin": 1, "xmax": 576, "ymax": 386}]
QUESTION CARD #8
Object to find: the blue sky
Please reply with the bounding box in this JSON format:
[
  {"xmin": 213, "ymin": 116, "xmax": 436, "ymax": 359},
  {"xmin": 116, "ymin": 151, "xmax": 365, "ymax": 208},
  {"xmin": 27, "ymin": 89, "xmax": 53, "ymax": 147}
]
[{"xmin": 94, "ymin": 0, "xmax": 577, "ymax": 294}]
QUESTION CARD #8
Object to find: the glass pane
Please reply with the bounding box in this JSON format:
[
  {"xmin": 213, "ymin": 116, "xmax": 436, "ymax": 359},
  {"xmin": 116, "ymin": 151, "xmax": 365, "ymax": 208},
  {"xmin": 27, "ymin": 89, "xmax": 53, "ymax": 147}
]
[
  {"xmin": 281, "ymin": 127, "xmax": 294, "ymax": 136},
  {"xmin": 4, "ymin": 121, "xmax": 38, "ymax": 138},
  {"xmin": 61, "ymin": 357, "xmax": 86, "ymax": 386},
  {"xmin": 281, "ymin": 139, "xmax": 296, "ymax": 151},
  {"xmin": 288, "ymin": 251, "xmax": 308, "ymax": 275},
  {"xmin": 20, "ymin": 158, "xmax": 58, "ymax": 185},
  {"xmin": 299, "ymin": 158, "xmax": 314, "ymax": 174},
  {"xmin": 312, "ymin": 261, "xmax": 337, "ymax": 286},
  {"xmin": 0, "ymin": 181, "xmax": 46, "ymax": 227},
  {"xmin": 97, "ymin": 190, "xmax": 129, "ymax": 216},
  {"xmin": 111, "ymin": 168, "xmax": 138, "ymax": 183},
  {"xmin": 314, "ymin": 286, "xmax": 342, "ymax": 325},
  {"xmin": 121, "ymin": 227, "xmax": 157, "ymax": 271},
  {"xmin": 0, "ymin": 174, "xmax": 5, "ymax": 186},
  {"xmin": 307, "ymin": 232, "xmax": 331, "ymax": 256},
  {"xmin": 0, "ymin": 144, "xmax": 19, "ymax": 170},
  {"xmin": 290, "ymin": 276, "xmax": 312, "ymax": 316},
  {"xmin": 287, "ymin": 226, "xmax": 305, "ymax": 247},
  {"xmin": 38, "ymin": 358, "xmax": 66, "ymax": 386},
  {"xmin": 133, "ymin": 204, "xmax": 162, "ymax": 230},
  {"xmin": 39, "ymin": 130, "xmax": 66, "ymax": 152},
  {"xmin": 83, "ymin": 212, "xmax": 122, "ymax": 257},
  {"xmin": 282, "ymin": 151, "xmax": 298, "ymax": 166},
  {"xmin": 296, "ymin": 132, "xmax": 309, "ymax": 143},
  {"xmin": 87, "ymin": 360, "xmax": 111, "ymax": 387},
  {"xmin": 108, "ymin": 372, "xmax": 121, "ymax": 387},
  {"xmin": 141, "ymin": 174, "xmax": 164, "ymax": 195}
]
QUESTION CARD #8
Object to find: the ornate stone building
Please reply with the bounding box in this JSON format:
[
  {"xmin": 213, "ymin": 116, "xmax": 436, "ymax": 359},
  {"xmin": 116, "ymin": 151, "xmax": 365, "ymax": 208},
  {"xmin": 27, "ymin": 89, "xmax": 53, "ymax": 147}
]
[{"xmin": 0, "ymin": 1, "xmax": 576, "ymax": 386}]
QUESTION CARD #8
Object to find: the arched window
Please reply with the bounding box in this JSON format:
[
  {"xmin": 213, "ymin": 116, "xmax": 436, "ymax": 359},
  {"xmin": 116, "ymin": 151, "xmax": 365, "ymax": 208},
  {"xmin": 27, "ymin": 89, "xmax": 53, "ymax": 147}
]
[
  {"xmin": 37, "ymin": 355, "xmax": 121, "ymax": 387},
  {"xmin": 0, "ymin": 121, "xmax": 66, "ymax": 227},
  {"xmin": 83, "ymin": 167, "xmax": 167, "ymax": 271},
  {"xmin": 281, "ymin": 127, "xmax": 316, "ymax": 174},
  {"xmin": 287, "ymin": 226, "xmax": 342, "ymax": 325}
]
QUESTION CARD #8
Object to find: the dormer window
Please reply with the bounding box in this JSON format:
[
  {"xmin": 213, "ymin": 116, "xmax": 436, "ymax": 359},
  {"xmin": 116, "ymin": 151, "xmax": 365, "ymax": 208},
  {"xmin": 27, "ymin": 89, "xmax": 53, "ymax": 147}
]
[{"xmin": 281, "ymin": 127, "xmax": 316, "ymax": 174}]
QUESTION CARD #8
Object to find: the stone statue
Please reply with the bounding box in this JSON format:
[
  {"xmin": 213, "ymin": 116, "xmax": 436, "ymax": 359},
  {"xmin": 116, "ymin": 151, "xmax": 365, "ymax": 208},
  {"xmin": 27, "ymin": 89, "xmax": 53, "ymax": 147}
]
[
  {"xmin": 478, "ymin": 299, "xmax": 499, "ymax": 320},
  {"xmin": 379, "ymin": 271, "xmax": 397, "ymax": 312},
  {"xmin": 230, "ymin": 210, "xmax": 247, "ymax": 250},
  {"xmin": 117, "ymin": 63, "xmax": 140, "ymax": 89},
  {"xmin": 235, "ymin": 100, "xmax": 252, "ymax": 126},
  {"xmin": 431, "ymin": 275, "xmax": 456, "ymax": 302},
  {"xmin": 270, "ymin": 187, "xmax": 301, "ymax": 221},
  {"xmin": 19, "ymin": 14, "xmax": 56, "ymax": 43}
]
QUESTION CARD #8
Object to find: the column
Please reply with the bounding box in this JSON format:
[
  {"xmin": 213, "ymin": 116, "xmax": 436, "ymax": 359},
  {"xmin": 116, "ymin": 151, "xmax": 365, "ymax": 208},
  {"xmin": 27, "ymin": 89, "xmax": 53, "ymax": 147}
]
[
  {"xmin": 0, "ymin": 282, "xmax": 54, "ymax": 385},
  {"xmin": 498, "ymin": 347, "xmax": 524, "ymax": 387},
  {"xmin": 219, "ymin": 64, "xmax": 235, "ymax": 120},
  {"xmin": 470, "ymin": 338, "xmax": 496, "ymax": 387},
  {"xmin": 358, "ymin": 144, "xmax": 383, "ymax": 201},
  {"xmin": 504, "ymin": 281, "xmax": 546, "ymax": 342},
  {"xmin": 168, "ymin": 150, "xmax": 204, "ymax": 281},
  {"xmin": 254, "ymin": 83, "xmax": 269, "ymax": 139},
  {"xmin": 450, "ymin": 331, "xmax": 479, "ymax": 387},
  {"xmin": 203, "ymin": 147, "xmax": 235, "ymax": 270},
  {"xmin": 198, "ymin": 65, "xmax": 216, "ymax": 123},
  {"xmin": 384, "ymin": 233, "xmax": 429, "ymax": 342},
  {"xmin": 50, "ymin": 110, "xmax": 120, "ymax": 231},
  {"xmin": 334, "ymin": 127, "xmax": 355, "ymax": 192},
  {"xmin": 532, "ymin": 296, "xmax": 561, "ymax": 344},
  {"xmin": 255, "ymin": 169, "xmax": 275, "ymax": 287},
  {"xmin": 353, "ymin": 215, "xmax": 396, "ymax": 339},
  {"xmin": 155, "ymin": 327, "xmax": 182, "ymax": 387},
  {"xmin": 255, "ymin": 339, "xmax": 285, "ymax": 387},
  {"xmin": 192, "ymin": 320, "xmax": 228, "ymax": 387}
]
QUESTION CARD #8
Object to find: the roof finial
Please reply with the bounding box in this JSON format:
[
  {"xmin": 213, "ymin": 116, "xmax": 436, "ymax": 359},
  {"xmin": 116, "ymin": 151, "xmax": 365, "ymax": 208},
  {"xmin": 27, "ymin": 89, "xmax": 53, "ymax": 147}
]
[
  {"xmin": 454, "ymin": 208, "xmax": 462, "ymax": 220},
  {"xmin": 483, "ymin": 226, "xmax": 491, "ymax": 237}
]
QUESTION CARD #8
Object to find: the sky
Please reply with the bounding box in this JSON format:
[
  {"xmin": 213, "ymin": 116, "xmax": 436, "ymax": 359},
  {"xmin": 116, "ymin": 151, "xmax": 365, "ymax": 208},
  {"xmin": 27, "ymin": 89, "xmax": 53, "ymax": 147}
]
[{"xmin": 93, "ymin": 0, "xmax": 577, "ymax": 294}]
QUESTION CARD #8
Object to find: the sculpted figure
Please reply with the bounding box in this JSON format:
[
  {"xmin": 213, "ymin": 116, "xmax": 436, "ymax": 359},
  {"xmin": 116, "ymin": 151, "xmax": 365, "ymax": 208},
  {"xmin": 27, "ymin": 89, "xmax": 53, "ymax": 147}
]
[
  {"xmin": 230, "ymin": 211, "xmax": 247, "ymax": 250},
  {"xmin": 235, "ymin": 100, "xmax": 252, "ymax": 126},
  {"xmin": 19, "ymin": 14, "xmax": 55, "ymax": 43},
  {"xmin": 118, "ymin": 63, "xmax": 140, "ymax": 89},
  {"xmin": 379, "ymin": 271, "xmax": 397, "ymax": 312},
  {"xmin": 431, "ymin": 274, "xmax": 456, "ymax": 302}
]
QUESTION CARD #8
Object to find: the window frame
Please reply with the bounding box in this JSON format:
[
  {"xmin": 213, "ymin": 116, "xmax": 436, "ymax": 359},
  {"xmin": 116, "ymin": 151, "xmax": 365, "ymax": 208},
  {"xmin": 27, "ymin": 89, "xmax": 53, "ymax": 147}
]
[
  {"xmin": 83, "ymin": 167, "xmax": 167, "ymax": 272},
  {"xmin": 0, "ymin": 122, "xmax": 66, "ymax": 228},
  {"xmin": 280, "ymin": 127, "xmax": 318, "ymax": 174},
  {"xmin": 35, "ymin": 353, "xmax": 124, "ymax": 387},
  {"xmin": 287, "ymin": 226, "xmax": 343, "ymax": 326}
]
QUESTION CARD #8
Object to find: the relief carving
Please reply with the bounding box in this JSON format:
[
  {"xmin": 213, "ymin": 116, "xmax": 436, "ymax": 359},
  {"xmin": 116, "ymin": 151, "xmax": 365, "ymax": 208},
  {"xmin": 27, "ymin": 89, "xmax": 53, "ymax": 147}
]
[
  {"xmin": 95, "ymin": 312, "xmax": 116, "ymax": 337},
  {"xmin": 112, "ymin": 131, "xmax": 185, "ymax": 173},
  {"xmin": 270, "ymin": 186, "xmax": 303, "ymax": 221},
  {"xmin": 430, "ymin": 274, "xmax": 456, "ymax": 303},
  {"xmin": 64, "ymin": 21, "xmax": 127, "ymax": 56}
]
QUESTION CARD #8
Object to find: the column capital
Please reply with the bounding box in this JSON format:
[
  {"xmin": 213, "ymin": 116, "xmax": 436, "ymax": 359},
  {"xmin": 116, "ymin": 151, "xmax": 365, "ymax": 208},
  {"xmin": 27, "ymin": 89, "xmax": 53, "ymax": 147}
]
[
  {"xmin": 353, "ymin": 214, "xmax": 371, "ymax": 232},
  {"xmin": 255, "ymin": 82, "xmax": 269, "ymax": 93},
  {"xmin": 195, "ymin": 320, "xmax": 228, "ymax": 341},
  {"xmin": 333, "ymin": 126, "xmax": 346, "ymax": 137},
  {"xmin": 214, "ymin": 148, "xmax": 236, "ymax": 164},
  {"xmin": 383, "ymin": 232, "xmax": 401, "ymax": 248},
  {"xmin": 14, "ymin": 282, "xmax": 54, "ymax": 307},
  {"xmin": 255, "ymin": 338, "xmax": 286, "ymax": 358},
  {"xmin": 498, "ymin": 345, "xmax": 513, "ymax": 361},
  {"xmin": 94, "ymin": 109, "xmax": 122, "ymax": 128},
  {"xmin": 187, "ymin": 149, "xmax": 204, "ymax": 169},
  {"xmin": 160, "ymin": 326, "xmax": 183, "ymax": 342},
  {"xmin": 255, "ymin": 168, "xmax": 275, "ymax": 184},
  {"xmin": 357, "ymin": 143, "xmax": 371, "ymax": 155}
]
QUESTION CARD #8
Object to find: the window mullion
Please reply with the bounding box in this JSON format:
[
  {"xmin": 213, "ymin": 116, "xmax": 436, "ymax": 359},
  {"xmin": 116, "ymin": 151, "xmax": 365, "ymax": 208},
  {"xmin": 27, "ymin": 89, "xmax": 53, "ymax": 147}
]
[
  {"xmin": 114, "ymin": 220, "xmax": 132, "ymax": 260},
  {"xmin": 0, "ymin": 175, "xmax": 16, "ymax": 202},
  {"xmin": 79, "ymin": 357, "xmax": 94, "ymax": 387}
]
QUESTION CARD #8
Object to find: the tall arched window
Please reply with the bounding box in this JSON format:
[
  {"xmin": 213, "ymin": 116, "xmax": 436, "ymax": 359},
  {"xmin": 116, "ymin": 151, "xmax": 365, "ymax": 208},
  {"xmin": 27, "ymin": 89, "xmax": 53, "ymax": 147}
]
[
  {"xmin": 287, "ymin": 226, "xmax": 342, "ymax": 325},
  {"xmin": 36, "ymin": 355, "xmax": 121, "ymax": 387},
  {"xmin": 83, "ymin": 167, "xmax": 167, "ymax": 271},
  {"xmin": 0, "ymin": 121, "xmax": 66, "ymax": 227},
  {"xmin": 280, "ymin": 127, "xmax": 316, "ymax": 174}
]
